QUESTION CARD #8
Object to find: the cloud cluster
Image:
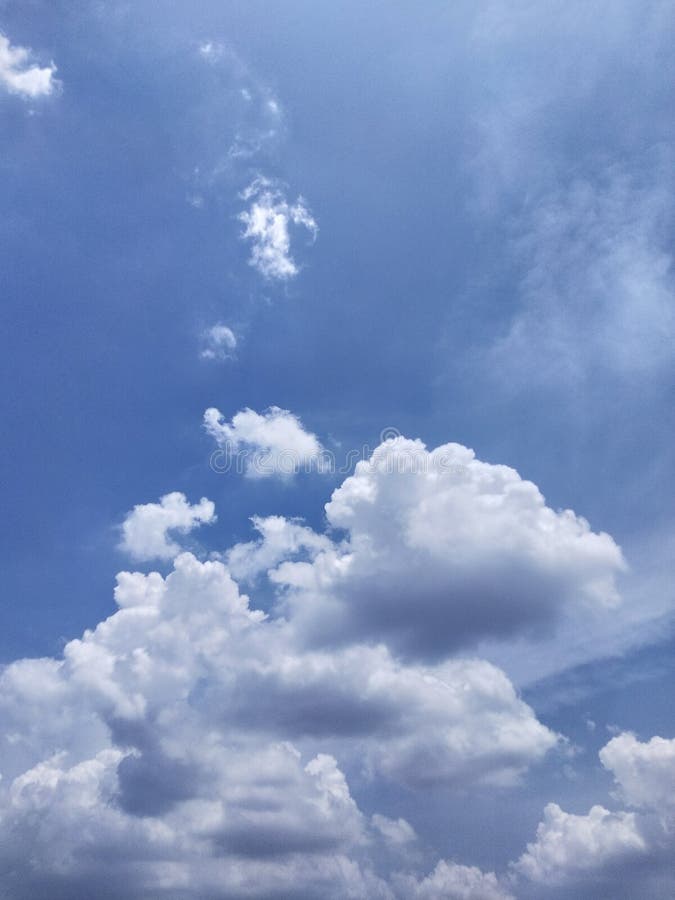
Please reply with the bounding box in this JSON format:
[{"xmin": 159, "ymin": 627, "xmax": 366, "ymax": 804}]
[
  {"xmin": 0, "ymin": 545, "xmax": 555, "ymax": 898},
  {"xmin": 239, "ymin": 178, "xmax": 317, "ymax": 280},
  {"xmin": 0, "ymin": 32, "xmax": 58, "ymax": 98},
  {"xmin": 3, "ymin": 423, "xmax": 673, "ymax": 897},
  {"xmin": 204, "ymin": 405, "xmax": 326, "ymax": 478}
]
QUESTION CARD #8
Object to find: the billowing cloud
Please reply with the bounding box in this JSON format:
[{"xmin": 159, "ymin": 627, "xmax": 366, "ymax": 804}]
[
  {"xmin": 599, "ymin": 732, "xmax": 675, "ymax": 811},
  {"xmin": 239, "ymin": 177, "xmax": 317, "ymax": 280},
  {"xmin": 0, "ymin": 32, "xmax": 58, "ymax": 98},
  {"xmin": 200, "ymin": 323, "xmax": 237, "ymax": 361},
  {"xmin": 119, "ymin": 492, "xmax": 216, "ymax": 561},
  {"xmin": 204, "ymin": 405, "xmax": 326, "ymax": 478},
  {"xmin": 0, "ymin": 516, "xmax": 558, "ymax": 898},
  {"xmin": 226, "ymin": 515, "xmax": 333, "ymax": 583},
  {"xmin": 395, "ymin": 861, "xmax": 515, "ymax": 900},
  {"xmin": 271, "ymin": 435, "xmax": 625, "ymax": 659},
  {"xmin": 514, "ymin": 802, "xmax": 646, "ymax": 886}
]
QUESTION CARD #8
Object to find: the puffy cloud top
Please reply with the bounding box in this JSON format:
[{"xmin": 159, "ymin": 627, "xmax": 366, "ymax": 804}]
[
  {"xmin": 0, "ymin": 32, "xmax": 58, "ymax": 98},
  {"xmin": 274, "ymin": 436, "xmax": 625, "ymax": 659},
  {"xmin": 119, "ymin": 492, "xmax": 216, "ymax": 561}
]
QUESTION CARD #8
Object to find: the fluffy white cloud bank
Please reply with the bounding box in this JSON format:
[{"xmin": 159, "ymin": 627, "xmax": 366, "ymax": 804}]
[
  {"xmin": 119, "ymin": 492, "xmax": 216, "ymax": 561},
  {"xmin": 200, "ymin": 324, "xmax": 237, "ymax": 360},
  {"xmin": 239, "ymin": 177, "xmax": 317, "ymax": 280},
  {"xmin": 0, "ymin": 32, "xmax": 58, "ymax": 98},
  {"xmin": 0, "ymin": 541, "xmax": 555, "ymax": 898},
  {"xmin": 204, "ymin": 405, "xmax": 326, "ymax": 478},
  {"xmin": 268, "ymin": 436, "xmax": 625, "ymax": 660}
]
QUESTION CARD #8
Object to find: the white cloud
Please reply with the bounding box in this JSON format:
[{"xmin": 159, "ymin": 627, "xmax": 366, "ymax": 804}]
[
  {"xmin": 0, "ymin": 544, "xmax": 557, "ymax": 898},
  {"xmin": 599, "ymin": 732, "xmax": 675, "ymax": 811},
  {"xmin": 226, "ymin": 515, "xmax": 333, "ymax": 582},
  {"xmin": 0, "ymin": 32, "xmax": 58, "ymax": 98},
  {"xmin": 119, "ymin": 492, "xmax": 216, "ymax": 561},
  {"xmin": 199, "ymin": 323, "xmax": 237, "ymax": 361},
  {"xmin": 514, "ymin": 802, "xmax": 646, "ymax": 886},
  {"xmin": 204, "ymin": 405, "xmax": 326, "ymax": 478},
  {"xmin": 371, "ymin": 814, "xmax": 417, "ymax": 846},
  {"xmin": 272, "ymin": 435, "xmax": 625, "ymax": 660},
  {"xmin": 239, "ymin": 177, "xmax": 317, "ymax": 280},
  {"xmin": 514, "ymin": 731, "xmax": 675, "ymax": 895},
  {"xmin": 395, "ymin": 861, "xmax": 515, "ymax": 900}
]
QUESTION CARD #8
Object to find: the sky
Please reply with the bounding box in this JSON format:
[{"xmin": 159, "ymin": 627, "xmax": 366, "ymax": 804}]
[{"xmin": 0, "ymin": 1, "xmax": 674, "ymax": 897}]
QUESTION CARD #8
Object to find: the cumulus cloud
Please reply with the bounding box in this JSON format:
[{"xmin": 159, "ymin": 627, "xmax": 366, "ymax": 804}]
[
  {"xmin": 119, "ymin": 492, "xmax": 216, "ymax": 561},
  {"xmin": 514, "ymin": 802, "xmax": 646, "ymax": 886},
  {"xmin": 204, "ymin": 405, "xmax": 326, "ymax": 478},
  {"xmin": 514, "ymin": 731, "xmax": 675, "ymax": 896},
  {"xmin": 239, "ymin": 177, "xmax": 317, "ymax": 280},
  {"xmin": 395, "ymin": 861, "xmax": 515, "ymax": 900},
  {"xmin": 200, "ymin": 323, "xmax": 237, "ymax": 361},
  {"xmin": 0, "ymin": 32, "xmax": 58, "ymax": 98},
  {"xmin": 271, "ymin": 435, "xmax": 625, "ymax": 659},
  {"xmin": 599, "ymin": 732, "xmax": 675, "ymax": 811},
  {"xmin": 0, "ymin": 544, "xmax": 556, "ymax": 898}
]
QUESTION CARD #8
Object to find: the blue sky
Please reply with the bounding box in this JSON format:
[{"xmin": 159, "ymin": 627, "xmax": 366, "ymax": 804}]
[{"xmin": 0, "ymin": 2, "xmax": 674, "ymax": 897}]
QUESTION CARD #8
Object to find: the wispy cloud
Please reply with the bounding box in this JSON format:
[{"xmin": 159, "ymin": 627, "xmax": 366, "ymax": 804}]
[{"xmin": 490, "ymin": 163, "xmax": 675, "ymax": 384}]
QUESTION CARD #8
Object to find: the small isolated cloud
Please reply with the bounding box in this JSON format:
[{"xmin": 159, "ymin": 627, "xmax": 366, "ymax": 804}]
[
  {"xmin": 200, "ymin": 323, "xmax": 237, "ymax": 361},
  {"xmin": 204, "ymin": 405, "xmax": 326, "ymax": 478},
  {"xmin": 0, "ymin": 32, "xmax": 58, "ymax": 98},
  {"xmin": 239, "ymin": 177, "xmax": 317, "ymax": 280},
  {"xmin": 119, "ymin": 492, "xmax": 216, "ymax": 561}
]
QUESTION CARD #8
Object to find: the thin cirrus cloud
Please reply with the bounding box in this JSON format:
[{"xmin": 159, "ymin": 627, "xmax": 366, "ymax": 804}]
[
  {"xmin": 199, "ymin": 323, "xmax": 237, "ymax": 361},
  {"xmin": 239, "ymin": 177, "xmax": 318, "ymax": 280},
  {"xmin": 490, "ymin": 165, "xmax": 675, "ymax": 385},
  {"xmin": 0, "ymin": 31, "xmax": 58, "ymax": 98}
]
